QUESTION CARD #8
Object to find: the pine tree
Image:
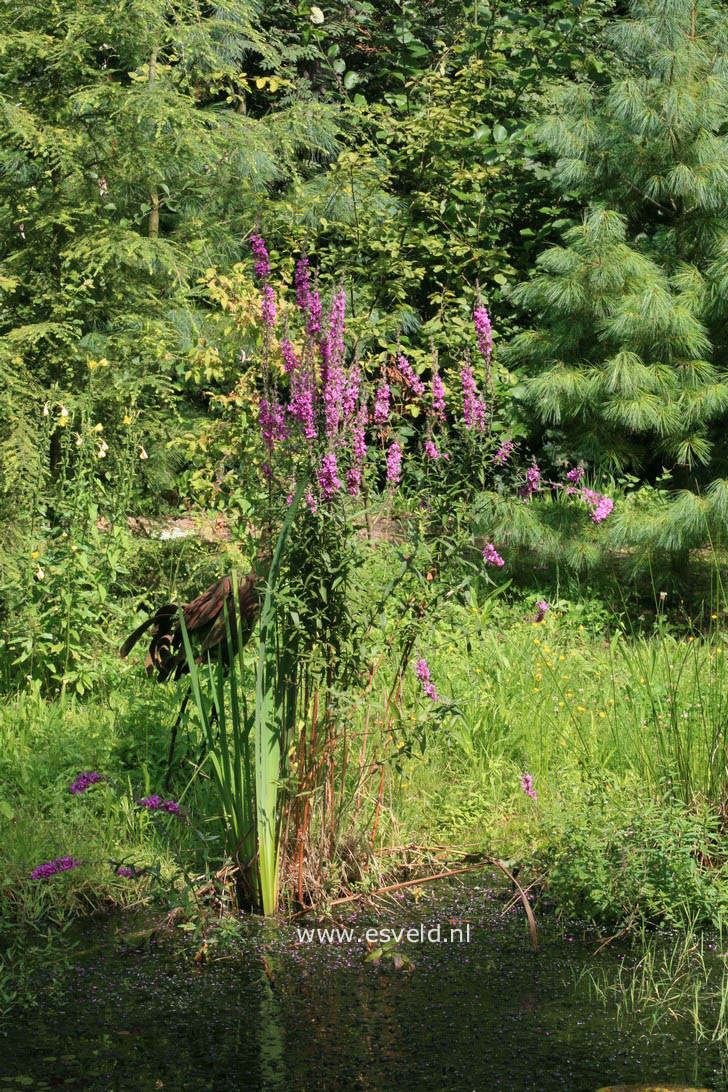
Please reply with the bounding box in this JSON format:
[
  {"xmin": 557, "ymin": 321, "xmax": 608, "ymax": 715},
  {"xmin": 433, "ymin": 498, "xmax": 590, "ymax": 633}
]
[
  {"xmin": 0, "ymin": 0, "xmax": 338, "ymax": 527},
  {"xmin": 505, "ymin": 0, "xmax": 728, "ymax": 556}
]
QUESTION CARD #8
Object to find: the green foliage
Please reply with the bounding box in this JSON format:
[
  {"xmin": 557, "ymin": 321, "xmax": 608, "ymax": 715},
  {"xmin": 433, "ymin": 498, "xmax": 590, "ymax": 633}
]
[
  {"xmin": 0, "ymin": 0, "xmax": 339, "ymax": 533},
  {"xmin": 545, "ymin": 778, "xmax": 728, "ymax": 928},
  {"xmin": 506, "ymin": 0, "xmax": 728, "ymax": 554}
]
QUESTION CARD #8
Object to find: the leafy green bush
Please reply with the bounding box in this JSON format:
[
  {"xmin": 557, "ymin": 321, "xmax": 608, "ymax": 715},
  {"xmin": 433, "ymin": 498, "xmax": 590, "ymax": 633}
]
[{"xmin": 544, "ymin": 777, "xmax": 728, "ymax": 928}]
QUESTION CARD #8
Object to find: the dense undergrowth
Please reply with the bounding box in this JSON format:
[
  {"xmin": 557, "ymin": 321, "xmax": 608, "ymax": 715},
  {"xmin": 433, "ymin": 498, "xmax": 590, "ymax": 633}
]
[{"xmin": 3, "ymin": 528, "xmax": 728, "ymax": 1022}]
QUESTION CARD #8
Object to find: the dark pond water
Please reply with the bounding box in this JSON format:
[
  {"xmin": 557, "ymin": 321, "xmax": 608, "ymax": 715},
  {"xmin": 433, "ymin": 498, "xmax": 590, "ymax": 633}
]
[{"xmin": 1, "ymin": 874, "xmax": 725, "ymax": 1091}]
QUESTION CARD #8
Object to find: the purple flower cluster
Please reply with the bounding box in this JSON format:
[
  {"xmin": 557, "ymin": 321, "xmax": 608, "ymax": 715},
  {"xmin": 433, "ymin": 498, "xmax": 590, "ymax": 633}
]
[
  {"xmin": 519, "ymin": 464, "xmax": 541, "ymax": 500},
  {"xmin": 566, "ymin": 465, "xmax": 584, "ymax": 484},
  {"xmin": 69, "ymin": 771, "xmax": 103, "ymax": 795},
  {"xmin": 415, "ymin": 659, "xmax": 440, "ymax": 702},
  {"xmin": 494, "ymin": 440, "xmax": 514, "ymax": 466},
  {"xmin": 431, "ymin": 374, "xmax": 446, "ymax": 419},
  {"xmin": 318, "ymin": 452, "xmax": 341, "ymax": 501},
  {"xmin": 116, "ymin": 867, "xmax": 135, "ymax": 878},
  {"xmin": 347, "ymin": 404, "xmax": 367, "ymax": 495},
  {"xmin": 374, "ymin": 380, "xmax": 390, "ymax": 425},
  {"xmin": 534, "ymin": 600, "xmax": 550, "ymax": 622},
  {"xmin": 307, "ymin": 290, "xmax": 322, "ymax": 339},
  {"xmin": 342, "ymin": 365, "xmax": 361, "ymax": 421},
  {"xmin": 280, "ymin": 337, "xmax": 298, "ymax": 374},
  {"xmin": 261, "ymin": 284, "xmax": 276, "ymax": 329},
  {"xmin": 520, "ymin": 773, "xmax": 537, "ymax": 800},
  {"xmin": 250, "ymin": 233, "xmax": 270, "ymax": 280},
  {"xmin": 473, "ymin": 304, "xmax": 493, "ymax": 362},
  {"xmin": 424, "ymin": 437, "xmax": 447, "ymax": 461},
  {"xmin": 386, "ymin": 440, "xmax": 402, "ymax": 485},
  {"xmin": 259, "ymin": 397, "xmax": 288, "ymax": 457},
  {"xmin": 581, "ymin": 488, "xmax": 614, "ymax": 523},
  {"xmin": 139, "ymin": 796, "xmax": 183, "ymax": 816},
  {"xmin": 482, "ymin": 543, "xmax": 505, "ymax": 567},
  {"xmin": 289, "ymin": 372, "xmax": 316, "ymax": 441},
  {"xmin": 31, "ymin": 856, "xmax": 80, "ymax": 880},
  {"xmin": 396, "ymin": 354, "xmax": 425, "ymax": 397},
  {"xmin": 461, "ymin": 367, "xmax": 487, "ymax": 431}
]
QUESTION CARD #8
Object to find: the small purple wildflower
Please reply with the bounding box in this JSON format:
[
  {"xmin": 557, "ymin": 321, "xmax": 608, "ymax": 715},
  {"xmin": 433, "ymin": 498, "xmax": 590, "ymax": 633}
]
[
  {"xmin": 116, "ymin": 867, "xmax": 135, "ymax": 878},
  {"xmin": 581, "ymin": 488, "xmax": 614, "ymax": 523},
  {"xmin": 70, "ymin": 771, "xmax": 103, "ymax": 795},
  {"xmin": 534, "ymin": 600, "xmax": 549, "ymax": 622},
  {"xmin": 520, "ymin": 772, "xmax": 537, "ymax": 800},
  {"xmin": 494, "ymin": 440, "xmax": 514, "ymax": 466},
  {"xmin": 31, "ymin": 856, "xmax": 80, "ymax": 880},
  {"xmin": 424, "ymin": 437, "xmax": 446, "ymax": 461},
  {"xmin": 139, "ymin": 795, "xmax": 183, "ymax": 816},
  {"xmin": 347, "ymin": 404, "xmax": 367, "ymax": 495},
  {"xmin": 342, "ymin": 364, "xmax": 361, "ymax": 421},
  {"xmin": 482, "ymin": 543, "xmax": 505, "ymax": 567},
  {"xmin": 250, "ymin": 233, "xmax": 270, "ymax": 280},
  {"xmin": 386, "ymin": 440, "xmax": 402, "ymax": 485},
  {"xmin": 566, "ymin": 465, "xmax": 584, "ymax": 484},
  {"xmin": 415, "ymin": 659, "xmax": 440, "ymax": 702},
  {"xmin": 519, "ymin": 464, "xmax": 541, "ymax": 500}
]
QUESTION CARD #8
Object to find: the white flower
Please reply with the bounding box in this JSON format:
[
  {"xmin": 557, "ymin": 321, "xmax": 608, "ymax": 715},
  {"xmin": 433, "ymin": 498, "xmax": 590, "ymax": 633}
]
[{"xmin": 310, "ymin": 5, "xmax": 324, "ymax": 23}]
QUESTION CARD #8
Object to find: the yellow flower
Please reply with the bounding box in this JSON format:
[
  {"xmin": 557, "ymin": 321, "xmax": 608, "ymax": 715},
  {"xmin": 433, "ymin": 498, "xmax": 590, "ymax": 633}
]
[
  {"xmin": 31, "ymin": 550, "xmax": 39, "ymax": 559},
  {"xmin": 93, "ymin": 422, "xmax": 104, "ymax": 433},
  {"xmin": 598, "ymin": 711, "xmax": 606, "ymax": 719},
  {"xmin": 577, "ymin": 705, "xmax": 586, "ymax": 712},
  {"xmin": 558, "ymin": 701, "xmax": 565, "ymax": 707},
  {"xmin": 123, "ymin": 414, "xmax": 132, "ymax": 425},
  {"xmin": 712, "ymin": 614, "xmax": 718, "ymax": 619}
]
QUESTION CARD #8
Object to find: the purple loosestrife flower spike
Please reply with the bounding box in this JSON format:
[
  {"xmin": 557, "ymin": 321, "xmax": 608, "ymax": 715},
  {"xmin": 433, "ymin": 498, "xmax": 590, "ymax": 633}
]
[
  {"xmin": 431, "ymin": 374, "xmax": 446, "ymax": 419},
  {"xmin": 386, "ymin": 440, "xmax": 402, "ymax": 485},
  {"xmin": 31, "ymin": 856, "xmax": 80, "ymax": 880},
  {"xmin": 520, "ymin": 773, "xmax": 537, "ymax": 800},
  {"xmin": 473, "ymin": 304, "xmax": 493, "ymax": 362},
  {"xmin": 494, "ymin": 440, "xmax": 514, "ymax": 466},
  {"xmin": 566, "ymin": 465, "xmax": 584, "ymax": 484},
  {"xmin": 461, "ymin": 366, "xmax": 486, "ymax": 431},
  {"xmin": 139, "ymin": 795, "xmax": 183, "ymax": 816},
  {"xmin": 424, "ymin": 437, "xmax": 447, "ymax": 461},
  {"xmin": 280, "ymin": 337, "xmax": 298, "ymax": 374},
  {"xmin": 374, "ymin": 380, "xmax": 390, "ymax": 425},
  {"xmin": 414, "ymin": 659, "xmax": 440, "ymax": 702},
  {"xmin": 519, "ymin": 464, "xmax": 541, "ymax": 500},
  {"xmin": 70, "ymin": 771, "xmax": 103, "ymax": 795},
  {"xmin": 396, "ymin": 354, "xmax": 425, "ymax": 397},
  {"xmin": 250, "ymin": 233, "xmax": 270, "ymax": 280},
  {"xmin": 342, "ymin": 364, "xmax": 361, "ymax": 421},
  {"xmin": 261, "ymin": 284, "xmax": 276, "ymax": 329},
  {"xmin": 581, "ymin": 487, "xmax": 614, "ymax": 523},
  {"xmin": 482, "ymin": 543, "xmax": 505, "ymax": 567},
  {"xmin": 318, "ymin": 452, "xmax": 341, "ymax": 502},
  {"xmin": 307, "ymin": 290, "xmax": 322, "ymax": 339},
  {"xmin": 289, "ymin": 372, "xmax": 317, "ymax": 441},
  {"xmin": 347, "ymin": 404, "xmax": 367, "ymax": 496}
]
